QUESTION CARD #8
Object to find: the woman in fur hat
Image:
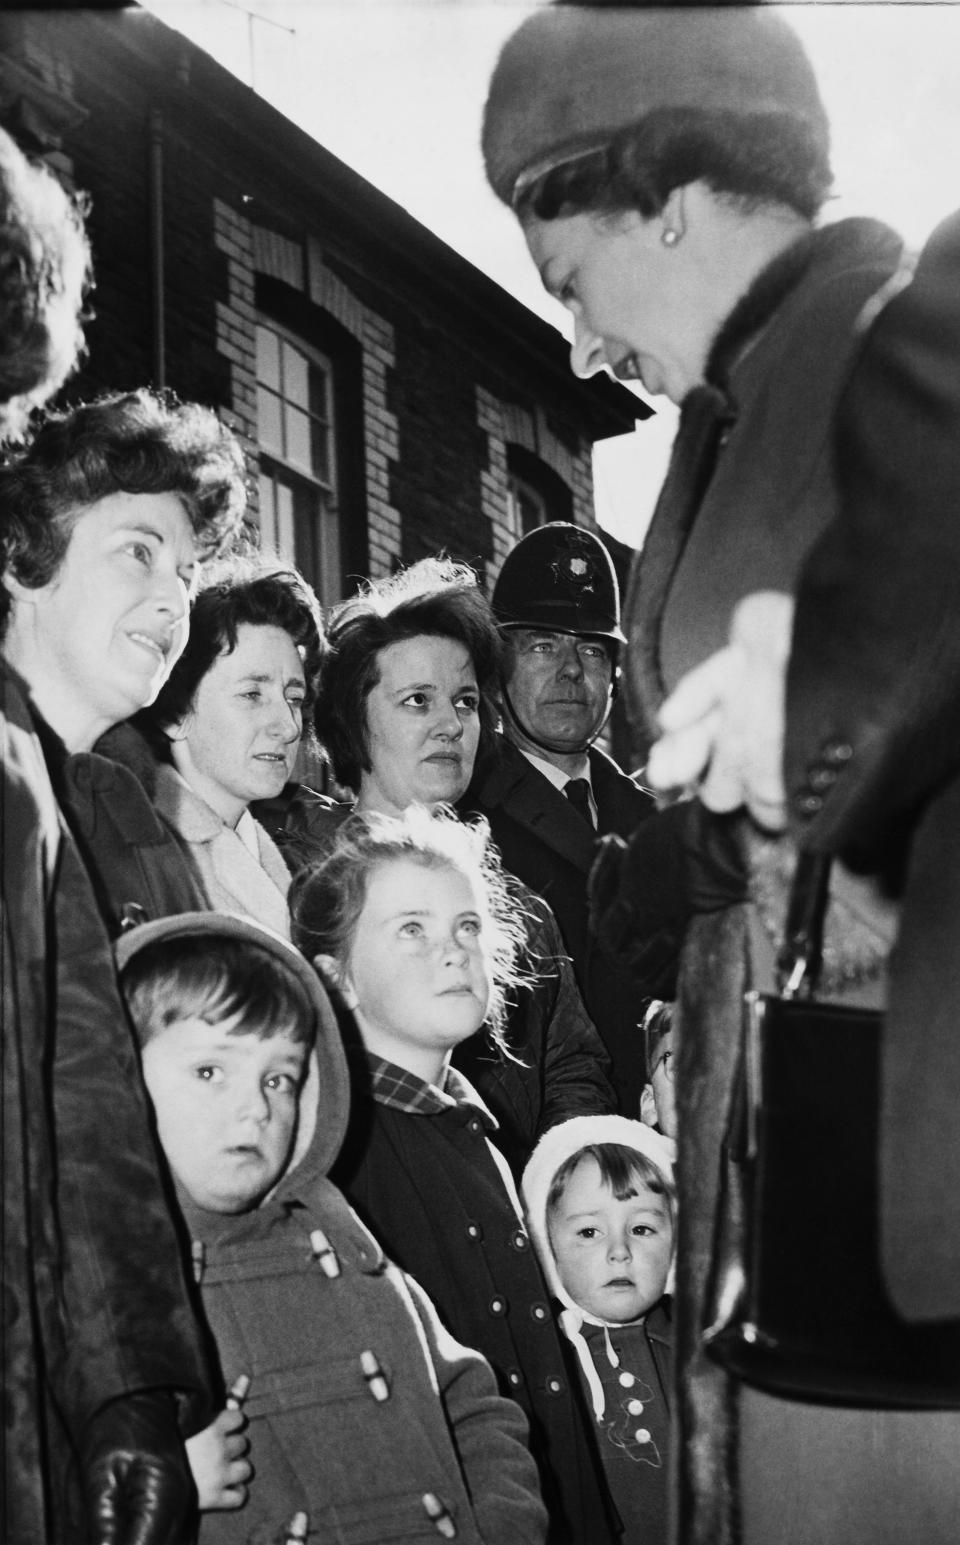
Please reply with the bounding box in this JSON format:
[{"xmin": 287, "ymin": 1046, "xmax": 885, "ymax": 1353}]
[{"xmin": 484, "ymin": 8, "xmax": 960, "ymax": 1545}]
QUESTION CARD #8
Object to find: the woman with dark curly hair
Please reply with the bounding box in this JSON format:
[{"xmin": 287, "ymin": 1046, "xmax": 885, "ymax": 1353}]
[
  {"xmin": 316, "ymin": 557, "xmax": 500, "ymax": 821},
  {"xmin": 136, "ymin": 558, "xmax": 324, "ymax": 934}
]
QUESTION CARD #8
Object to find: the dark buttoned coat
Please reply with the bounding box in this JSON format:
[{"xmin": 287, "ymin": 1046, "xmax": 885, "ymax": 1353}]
[
  {"xmin": 465, "ymin": 737, "xmax": 657, "ymax": 1114},
  {"xmin": 334, "ymin": 1058, "xmax": 616, "ymax": 1545},
  {"xmin": 618, "ymin": 218, "xmax": 913, "ymax": 1545},
  {"xmin": 787, "ymin": 208, "xmax": 960, "ymax": 1326}
]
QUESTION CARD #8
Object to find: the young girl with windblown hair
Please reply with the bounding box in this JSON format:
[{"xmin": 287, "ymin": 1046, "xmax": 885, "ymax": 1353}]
[{"xmin": 292, "ymin": 807, "xmax": 616, "ymax": 1544}]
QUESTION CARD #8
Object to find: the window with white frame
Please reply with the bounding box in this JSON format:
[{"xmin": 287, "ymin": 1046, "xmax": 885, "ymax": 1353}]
[
  {"xmin": 504, "ymin": 443, "xmax": 573, "ymax": 540},
  {"xmin": 505, "ymin": 471, "xmax": 549, "ymax": 541},
  {"xmin": 256, "ymin": 319, "xmax": 341, "ymax": 609}
]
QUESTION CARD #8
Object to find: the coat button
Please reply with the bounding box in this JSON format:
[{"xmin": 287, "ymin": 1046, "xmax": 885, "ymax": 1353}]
[
  {"xmin": 545, "ymin": 1375, "xmax": 565, "ymax": 1396},
  {"xmin": 634, "ymin": 1427, "xmax": 652, "ymax": 1444},
  {"xmin": 807, "ymin": 763, "xmax": 836, "ymax": 792},
  {"xmin": 627, "ymin": 1398, "xmax": 644, "ymax": 1415},
  {"xmin": 465, "ymin": 1221, "xmax": 484, "ymax": 1242},
  {"xmin": 794, "ymin": 791, "xmax": 823, "ymax": 818},
  {"xmin": 488, "ymin": 1296, "xmax": 508, "ymax": 1317},
  {"xmin": 618, "ymin": 1370, "xmax": 636, "ymax": 1388},
  {"xmin": 530, "ymin": 1302, "xmax": 549, "ymax": 1323},
  {"xmin": 822, "ymin": 739, "xmax": 853, "ymax": 766},
  {"xmin": 510, "ymin": 1229, "xmax": 528, "ymax": 1251},
  {"xmin": 507, "ymin": 1368, "xmax": 523, "ymax": 1388},
  {"xmin": 466, "ymin": 1117, "xmax": 483, "ymax": 1136}
]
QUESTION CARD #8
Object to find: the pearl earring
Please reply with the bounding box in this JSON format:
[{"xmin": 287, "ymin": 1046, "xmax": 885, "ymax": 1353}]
[{"xmin": 662, "ymin": 228, "xmax": 679, "ymax": 248}]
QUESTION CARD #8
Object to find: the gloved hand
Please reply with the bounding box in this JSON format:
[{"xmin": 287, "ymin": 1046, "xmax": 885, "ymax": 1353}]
[
  {"xmin": 82, "ymin": 1390, "xmax": 197, "ymax": 1545},
  {"xmin": 588, "ymin": 800, "xmax": 748, "ymax": 996}
]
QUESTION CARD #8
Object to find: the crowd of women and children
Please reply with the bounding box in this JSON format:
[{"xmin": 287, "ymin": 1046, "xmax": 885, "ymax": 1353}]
[{"xmin": 5, "ymin": 7, "xmax": 960, "ymax": 1545}]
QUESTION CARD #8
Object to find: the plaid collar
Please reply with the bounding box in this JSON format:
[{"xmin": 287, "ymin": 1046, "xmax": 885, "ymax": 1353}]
[{"xmin": 367, "ymin": 1054, "xmax": 498, "ymax": 1129}]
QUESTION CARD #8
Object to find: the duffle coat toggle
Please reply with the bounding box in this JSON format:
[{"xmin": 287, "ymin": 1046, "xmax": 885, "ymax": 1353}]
[
  {"xmin": 309, "ymin": 1227, "xmax": 341, "ymax": 1278},
  {"xmin": 360, "ymin": 1349, "xmax": 391, "ymax": 1402},
  {"xmin": 422, "ymin": 1491, "xmax": 457, "ymax": 1537}
]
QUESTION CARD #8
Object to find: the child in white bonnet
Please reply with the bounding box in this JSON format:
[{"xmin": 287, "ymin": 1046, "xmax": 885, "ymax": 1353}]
[{"xmin": 522, "ymin": 1115, "xmax": 676, "ymax": 1545}]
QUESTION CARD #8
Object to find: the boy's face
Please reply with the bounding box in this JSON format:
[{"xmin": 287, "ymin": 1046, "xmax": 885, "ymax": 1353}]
[
  {"xmin": 549, "ymin": 1153, "xmax": 674, "ymax": 1324},
  {"xmin": 140, "ymin": 1013, "xmax": 306, "ymax": 1213},
  {"xmin": 341, "ymin": 855, "xmax": 491, "ymax": 1076}
]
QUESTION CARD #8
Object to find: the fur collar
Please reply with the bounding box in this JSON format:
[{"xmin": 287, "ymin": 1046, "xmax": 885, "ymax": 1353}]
[{"xmin": 706, "ymin": 216, "xmax": 904, "ymax": 392}]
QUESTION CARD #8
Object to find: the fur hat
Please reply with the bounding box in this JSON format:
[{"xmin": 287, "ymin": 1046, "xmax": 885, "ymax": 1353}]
[{"xmin": 482, "ymin": 6, "xmax": 829, "ymax": 207}]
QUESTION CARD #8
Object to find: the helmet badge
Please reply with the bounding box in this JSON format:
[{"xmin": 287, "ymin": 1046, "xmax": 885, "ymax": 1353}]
[{"xmin": 551, "ymin": 536, "xmax": 599, "ymax": 595}]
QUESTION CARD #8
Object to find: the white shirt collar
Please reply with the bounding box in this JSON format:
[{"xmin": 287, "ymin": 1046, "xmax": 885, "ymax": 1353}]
[{"xmin": 519, "ymin": 747, "xmax": 591, "ymax": 793}]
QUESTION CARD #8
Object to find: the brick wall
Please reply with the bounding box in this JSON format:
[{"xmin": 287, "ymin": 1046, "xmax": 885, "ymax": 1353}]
[{"xmin": 0, "ymin": 8, "xmax": 629, "ymax": 624}]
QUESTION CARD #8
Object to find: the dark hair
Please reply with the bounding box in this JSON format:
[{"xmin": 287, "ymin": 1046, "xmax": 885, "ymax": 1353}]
[
  {"xmin": 0, "ymin": 126, "xmax": 92, "ymax": 444},
  {"xmin": 146, "ymin": 557, "xmax": 325, "ymax": 733},
  {"xmin": 0, "ymin": 387, "xmax": 247, "ymax": 635},
  {"xmin": 290, "ymin": 805, "xmax": 528, "ymax": 1049},
  {"xmin": 121, "ymin": 934, "xmax": 316, "ymax": 1049},
  {"xmin": 516, "ymin": 107, "xmax": 832, "ymax": 226},
  {"xmin": 314, "ymin": 557, "xmax": 502, "ymax": 793},
  {"xmin": 546, "ymin": 1142, "xmax": 676, "ymax": 1233}
]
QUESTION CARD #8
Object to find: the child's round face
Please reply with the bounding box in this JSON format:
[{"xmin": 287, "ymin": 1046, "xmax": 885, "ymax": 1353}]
[
  {"xmin": 140, "ymin": 1015, "xmax": 306, "ymax": 1213},
  {"xmin": 549, "ymin": 1154, "xmax": 674, "ymax": 1324},
  {"xmin": 342, "ymin": 855, "xmax": 492, "ymax": 1072}
]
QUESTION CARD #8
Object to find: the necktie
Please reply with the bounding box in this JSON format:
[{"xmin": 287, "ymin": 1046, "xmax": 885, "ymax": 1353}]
[{"xmin": 565, "ymin": 777, "xmax": 594, "ymax": 828}]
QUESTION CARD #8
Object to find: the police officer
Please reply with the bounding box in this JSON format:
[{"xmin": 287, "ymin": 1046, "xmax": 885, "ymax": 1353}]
[{"xmin": 464, "ymin": 522, "xmax": 658, "ymax": 1113}]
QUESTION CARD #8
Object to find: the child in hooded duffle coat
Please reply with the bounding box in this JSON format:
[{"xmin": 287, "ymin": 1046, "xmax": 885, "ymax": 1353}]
[
  {"xmin": 117, "ymin": 909, "xmax": 548, "ymax": 1545},
  {"xmin": 293, "ymin": 807, "xmax": 617, "ymax": 1545},
  {"xmin": 523, "ymin": 1116, "xmax": 677, "ymax": 1545}
]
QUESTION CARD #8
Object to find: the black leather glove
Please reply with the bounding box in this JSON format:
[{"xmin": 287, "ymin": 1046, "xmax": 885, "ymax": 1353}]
[
  {"xmin": 588, "ymin": 801, "xmax": 749, "ymax": 996},
  {"xmin": 82, "ymin": 1390, "xmax": 197, "ymax": 1545},
  {"xmin": 682, "ymin": 800, "xmax": 749, "ymax": 914}
]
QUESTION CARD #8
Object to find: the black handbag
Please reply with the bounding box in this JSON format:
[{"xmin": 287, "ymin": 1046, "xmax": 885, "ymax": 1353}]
[{"xmin": 702, "ymin": 850, "xmax": 960, "ymax": 1406}]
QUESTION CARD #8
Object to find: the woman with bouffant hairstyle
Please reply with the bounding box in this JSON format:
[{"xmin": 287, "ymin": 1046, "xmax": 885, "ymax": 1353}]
[{"xmin": 0, "ymin": 386, "xmax": 247, "ymax": 634}]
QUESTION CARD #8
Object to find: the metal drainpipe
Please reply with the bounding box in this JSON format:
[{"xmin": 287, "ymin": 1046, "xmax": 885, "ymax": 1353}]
[{"xmin": 149, "ymin": 108, "xmax": 166, "ymax": 389}]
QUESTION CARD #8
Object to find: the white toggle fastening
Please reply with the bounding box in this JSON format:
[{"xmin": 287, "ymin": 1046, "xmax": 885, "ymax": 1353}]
[{"xmin": 309, "ymin": 1228, "xmax": 341, "ymax": 1278}]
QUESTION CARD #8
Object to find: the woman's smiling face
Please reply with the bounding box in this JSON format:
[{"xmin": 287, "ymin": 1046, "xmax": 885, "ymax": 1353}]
[
  {"xmin": 168, "ymin": 622, "xmax": 306, "ymax": 827},
  {"xmin": 4, "ymin": 489, "xmax": 197, "ymax": 750},
  {"xmin": 524, "ymin": 203, "xmax": 716, "ymax": 406}
]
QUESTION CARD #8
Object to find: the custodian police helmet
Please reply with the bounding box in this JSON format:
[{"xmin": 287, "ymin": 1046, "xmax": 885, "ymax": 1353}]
[{"xmin": 492, "ymin": 522, "xmax": 626, "ymax": 648}]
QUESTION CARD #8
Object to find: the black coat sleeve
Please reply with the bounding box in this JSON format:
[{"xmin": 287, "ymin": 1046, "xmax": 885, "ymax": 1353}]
[{"xmin": 786, "ymin": 210, "xmax": 960, "ymax": 868}]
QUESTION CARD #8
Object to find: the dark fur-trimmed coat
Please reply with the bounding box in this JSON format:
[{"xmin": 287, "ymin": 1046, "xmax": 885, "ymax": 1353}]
[
  {"xmin": 615, "ymin": 218, "xmax": 906, "ymax": 1545},
  {"xmin": 787, "ymin": 210, "xmax": 960, "ymax": 1325},
  {"xmin": 1, "ymin": 665, "xmax": 213, "ymax": 1543}
]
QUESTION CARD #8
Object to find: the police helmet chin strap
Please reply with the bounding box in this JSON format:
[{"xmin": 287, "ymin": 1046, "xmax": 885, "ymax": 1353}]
[{"xmin": 500, "ymin": 673, "xmax": 618, "ymax": 758}]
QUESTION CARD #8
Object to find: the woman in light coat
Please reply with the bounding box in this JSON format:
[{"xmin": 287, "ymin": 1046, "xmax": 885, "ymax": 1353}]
[{"xmin": 141, "ymin": 560, "xmax": 323, "ymax": 935}]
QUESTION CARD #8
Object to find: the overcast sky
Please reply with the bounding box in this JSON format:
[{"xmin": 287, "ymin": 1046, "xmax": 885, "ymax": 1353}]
[{"xmin": 143, "ymin": 0, "xmax": 960, "ymax": 546}]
